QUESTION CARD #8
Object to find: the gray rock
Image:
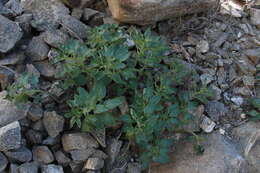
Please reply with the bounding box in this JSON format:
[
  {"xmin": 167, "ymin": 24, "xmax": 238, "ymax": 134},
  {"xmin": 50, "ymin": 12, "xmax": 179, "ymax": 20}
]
[
  {"xmin": 90, "ymin": 129, "xmax": 106, "ymax": 148},
  {"xmin": 196, "ymin": 40, "xmax": 209, "ymax": 53},
  {"xmin": 244, "ymin": 48, "xmax": 260, "ymax": 65},
  {"xmin": 69, "ymin": 162, "xmax": 84, "ymax": 173},
  {"xmin": 32, "ymin": 146, "xmax": 54, "ymax": 164},
  {"xmin": 231, "ymin": 96, "xmax": 244, "ymax": 106},
  {"xmin": 0, "ymin": 121, "xmax": 21, "ymax": 151},
  {"xmin": 21, "ymin": 0, "xmax": 69, "ymax": 31},
  {"xmin": 54, "ymin": 150, "xmax": 71, "ymax": 166},
  {"xmin": 0, "ymin": 15, "xmax": 23, "ymax": 53},
  {"xmin": 18, "ymin": 162, "xmax": 38, "ymax": 173},
  {"xmin": 200, "ymin": 73, "xmax": 215, "ymax": 85},
  {"xmin": 9, "ymin": 163, "xmax": 18, "ymax": 173},
  {"xmin": 71, "ymin": 8, "xmax": 83, "ymax": 19},
  {"xmin": 15, "ymin": 14, "xmax": 33, "ymax": 34},
  {"xmin": 232, "ymin": 122, "xmax": 260, "ymax": 172},
  {"xmin": 4, "ymin": 146, "xmax": 32, "ymax": 162},
  {"xmin": 91, "ymin": 150, "xmax": 108, "ymax": 160},
  {"xmin": 151, "ymin": 132, "xmax": 248, "ymax": 173},
  {"xmin": 83, "ymin": 158, "xmax": 104, "ymax": 170},
  {"xmin": 70, "ymin": 148, "xmax": 95, "ymax": 162},
  {"xmin": 60, "ymin": 15, "xmax": 90, "ymax": 39},
  {"xmin": 32, "ymin": 120, "xmax": 44, "ymax": 131},
  {"xmin": 105, "ymin": 138, "xmax": 122, "ymax": 165},
  {"xmin": 83, "ymin": 8, "xmax": 99, "ymax": 21},
  {"xmin": 242, "ymin": 75, "xmax": 255, "ymax": 87},
  {"xmin": 25, "ymin": 129, "xmax": 43, "ymax": 144},
  {"xmin": 127, "ymin": 162, "xmax": 141, "ymax": 173},
  {"xmin": 42, "ymin": 136, "xmax": 60, "ymax": 146},
  {"xmin": 34, "ymin": 60, "xmax": 57, "ymax": 78},
  {"xmin": 26, "ymin": 36, "xmax": 50, "ymax": 61},
  {"xmin": 43, "ymin": 111, "xmax": 64, "ymax": 138},
  {"xmin": 41, "ymin": 164, "xmax": 64, "ymax": 173},
  {"xmin": 0, "ymin": 3, "xmax": 13, "ymax": 17},
  {"xmin": 0, "ymin": 51, "xmax": 25, "ymax": 65},
  {"xmin": 0, "ymin": 152, "xmax": 8, "ymax": 172},
  {"xmin": 205, "ymin": 101, "xmax": 228, "ymax": 122},
  {"xmin": 62, "ymin": 133, "xmax": 99, "ymax": 152},
  {"xmin": 0, "ymin": 67, "xmax": 15, "ymax": 90},
  {"xmin": 200, "ymin": 115, "xmax": 216, "ymax": 133},
  {"xmin": 5, "ymin": 0, "xmax": 22, "ymax": 16},
  {"xmin": 250, "ymin": 8, "xmax": 260, "ymax": 29},
  {"xmin": 27, "ymin": 104, "xmax": 43, "ymax": 122},
  {"xmin": 43, "ymin": 29, "xmax": 69, "ymax": 48}
]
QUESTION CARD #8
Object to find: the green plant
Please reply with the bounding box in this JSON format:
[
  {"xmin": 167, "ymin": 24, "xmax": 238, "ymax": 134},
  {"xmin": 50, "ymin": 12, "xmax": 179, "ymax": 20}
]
[
  {"xmin": 247, "ymin": 98, "xmax": 260, "ymax": 121},
  {"xmin": 8, "ymin": 24, "xmax": 212, "ymax": 169}
]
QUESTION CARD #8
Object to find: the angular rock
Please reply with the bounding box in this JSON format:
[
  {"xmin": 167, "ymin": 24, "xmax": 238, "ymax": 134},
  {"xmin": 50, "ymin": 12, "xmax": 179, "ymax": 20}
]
[
  {"xmin": 10, "ymin": 163, "xmax": 19, "ymax": 173},
  {"xmin": 205, "ymin": 101, "xmax": 228, "ymax": 122},
  {"xmin": 18, "ymin": 162, "xmax": 38, "ymax": 173},
  {"xmin": 244, "ymin": 48, "xmax": 260, "ymax": 65},
  {"xmin": 127, "ymin": 162, "xmax": 141, "ymax": 173},
  {"xmin": 34, "ymin": 60, "xmax": 56, "ymax": 78},
  {"xmin": 43, "ymin": 111, "xmax": 64, "ymax": 138},
  {"xmin": 151, "ymin": 132, "xmax": 248, "ymax": 173},
  {"xmin": 71, "ymin": 8, "xmax": 83, "ymax": 19},
  {"xmin": 91, "ymin": 150, "xmax": 108, "ymax": 160},
  {"xmin": 250, "ymin": 8, "xmax": 260, "ymax": 29},
  {"xmin": 0, "ymin": 152, "xmax": 8, "ymax": 172},
  {"xmin": 41, "ymin": 164, "xmax": 64, "ymax": 173},
  {"xmin": 70, "ymin": 148, "xmax": 96, "ymax": 162},
  {"xmin": 4, "ymin": 146, "xmax": 32, "ymax": 162},
  {"xmin": 21, "ymin": 0, "xmax": 70, "ymax": 31},
  {"xmin": 26, "ymin": 36, "xmax": 50, "ymax": 61},
  {"xmin": 106, "ymin": 138, "xmax": 122, "ymax": 165},
  {"xmin": 60, "ymin": 15, "xmax": 90, "ymax": 39},
  {"xmin": 107, "ymin": 0, "xmax": 218, "ymax": 25},
  {"xmin": 15, "ymin": 13, "xmax": 33, "ymax": 34},
  {"xmin": 32, "ymin": 146, "xmax": 54, "ymax": 164},
  {"xmin": 42, "ymin": 136, "xmax": 60, "ymax": 146},
  {"xmin": 69, "ymin": 162, "xmax": 84, "ymax": 173},
  {"xmin": 196, "ymin": 40, "xmax": 209, "ymax": 53},
  {"xmin": 5, "ymin": 0, "xmax": 23, "ymax": 16},
  {"xmin": 242, "ymin": 75, "xmax": 255, "ymax": 87},
  {"xmin": 27, "ymin": 104, "xmax": 43, "ymax": 122},
  {"xmin": 32, "ymin": 120, "xmax": 44, "ymax": 131},
  {"xmin": 231, "ymin": 96, "xmax": 244, "ymax": 106},
  {"xmin": 25, "ymin": 129, "xmax": 43, "ymax": 144},
  {"xmin": 83, "ymin": 158, "xmax": 104, "ymax": 170},
  {"xmin": 62, "ymin": 133, "xmax": 99, "ymax": 152},
  {"xmin": 0, "ymin": 15, "xmax": 23, "ymax": 53},
  {"xmin": 200, "ymin": 116, "xmax": 216, "ymax": 133},
  {"xmin": 0, "ymin": 51, "xmax": 25, "ymax": 65},
  {"xmin": 43, "ymin": 29, "xmax": 69, "ymax": 48},
  {"xmin": 0, "ymin": 121, "xmax": 21, "ymax": 151},
  {"xmin": 0, "ymin": 67, "xmax": 15, "ymax": 90},
  {"xmin": 54, "ymin": 150, "xmax": 71, "ymax": 166},
  {"xmin": 90, "ymin": 129, "xmax": 106, "ymax": 148},
  {"xmin": 83, "ymin": 8, "xmax": 99, "ymax": 21}
]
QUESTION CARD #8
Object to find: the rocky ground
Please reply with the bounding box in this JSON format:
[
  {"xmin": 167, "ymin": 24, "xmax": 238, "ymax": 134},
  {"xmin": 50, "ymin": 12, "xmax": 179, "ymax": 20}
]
[{"xmin": 0, "ymin": 0, "xmax": 259, "ymax": 173}]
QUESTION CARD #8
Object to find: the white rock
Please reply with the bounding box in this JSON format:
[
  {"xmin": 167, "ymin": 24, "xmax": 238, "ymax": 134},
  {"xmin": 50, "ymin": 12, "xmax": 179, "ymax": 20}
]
[{"xmin": 200, "ymin": 116, "xmax": 216, "ymax": 133}]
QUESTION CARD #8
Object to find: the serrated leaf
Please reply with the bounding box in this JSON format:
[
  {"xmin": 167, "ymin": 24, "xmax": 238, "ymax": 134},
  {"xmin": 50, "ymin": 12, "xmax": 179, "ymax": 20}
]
[{"xmin": 95, "ymin": 97, "xmax": 124, "ymax": 114}]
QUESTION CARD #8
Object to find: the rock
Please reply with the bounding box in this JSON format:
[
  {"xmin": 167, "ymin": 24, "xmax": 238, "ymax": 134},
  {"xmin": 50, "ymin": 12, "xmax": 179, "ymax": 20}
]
[
  {"xmin": 69, "ymin": 162, "xmax": 84, "ymax": 173},
  {"xmin": 15, "ymin": 14, "xmax": 32, "ymax": 34},
  {"xmin": 62, "ymin": 133, "xmax": 99, "ymax": 152},
  {"xmin": 42, "ymin": 136, "xmax": 60, "ymax": 146},
  {"xmin": 200, "ymin": 73, "xmax": 214, "ymax": 85},
  {"xmin": 105, "ymin": 138, "xmax": 122, "ymax": 165},
  {"xmin": 43, "ymin": 111, "xmax": 64, "ymax": 138},
  {"xmin": 0, "ymin": 121, "xmax": 21, "ymax": 151},
  {"xmin": 70, "ymin": 148, "xmax": 96, "ymax": 162},
  {"xmin": 18, "ymin": 162, "xmax": 38, "ymax": 173},
  {"xmin": 21, "ymin": 0, "xmax": 69, "ymax": 31},
  {"xmin": 244, "ymin": 48, "xmax": 260, "ymax": 65},
  {"xmin": 0, "ymin": 67, "xmax": 15, "ymax": 90},
  {"xmin": 83, "ymin": 8, "xmax": 99, "ymax": 21},
  {"xmin": 25, "ymin": 129, "xmax": 43, "ymax": 144},
  {"xmin": 26, "ymin": 36, "xmax": 50, "ymax": 61},
  {"xmin": 0, "ymin": 15, "xmax": 23, "ymax": 53},
  {"xmin": 242, "ymin": 75, "xmax": 255, "ymax": 87},
  {"xmin": 32, "ymin": 146, "xmax": 54, "ymax": 164},
  {"xmin": 26, "ymin": 64, "xmax": 41, "ymax": 78},
  {"xmin": 0, "ymin": 51, "xmax": 25, "ymax": 65},
  {"xmin": 127, "ymin": 162, "xmax": 141, "ymax": 173},
  {"xmin": 4, "ymin": 146, "xmax": 32, "ymax": 162},
  {"xmin": 90, "ymin": 129, "xmax": 106, "ymax": 148},
  {"xmin": 5, "ymin": 0, "xmax": 22, "ymax": 16},
  {"xmin": 196, "ymin": 40, "xmax": 209, "ymax": 53},
  {"xmin": 83, "ymin": 158, "xmax": 104, "ymax": 170},
  {"xmin": 231, "ymin": 96, "xmax": 244, "ymax": 106},
  {"xmin": 151, "ymin": 132, "xmax": 248, "ymax": 173},
  {"xmin": 107, "ymin": 0, "xmax": 217, "ymax": 25},
  {"xmin": 200, "ymin": 115, "xmax": 216, "ymax": 133},
  {"xmin": 211, "ymin": 85, "xmax": 222, "ymax": 101},
  {"xmin": 250, "ymin": 8, "xmax": 260, "ymax": 28},
  {"xmin": 60, "ymin": 15, "xmax": 90, "ymax": 40},
  {"xmin": 0, "ymin": 152, "xmax": 8, "ymax": 172},
  {"xmin": 235, "ymin": 55, "xmax": 256, "ymax": 75},
  {"xmin": 10, "ymin": 163, "xmax": 18, "ymax": 173},
  {"xmin": 71, "ymin": 8, "xmax": 83, "ymax": 19},
  {"xmin": 220, "ymin": 0, "xmax": 245, "ymax": 18},
  {"xmin": 233, "ymin": 87, "xmax": 252, "ymax": 96},
  {"xmin": 41, "ymin": 164, "xmax": 64, "ymax": 173},
  {"xmin": 54, "ymin": 150, "xmax": 71, "ymax": 166},
  {"xmin": 48, "ymin": 82, "xmax": 64, "ymax": 98},
  {"xmin": 91, "ymin": 150, "xmax": 108, "ymax": 160},
  {"xmin": 232, "ymin": 122, "xmax": 260, "ymax": 172},
  {"xmin": 205, "ymin": 101, "xmax": 228, "ymax": 122},
  {"xmin": 27, "ymin": 104, "xmax": 43, "ymax": 122},
  {"xmin": 34, "ymin": 60, "xmax": 56, "ymax": 78},
  {"xmin": 0, "ymin": 2, "xmax": 13, "ymax": 17},
  {"xmin": 43, "ymin": 29, "xmax": 69, "ymax": 48}
]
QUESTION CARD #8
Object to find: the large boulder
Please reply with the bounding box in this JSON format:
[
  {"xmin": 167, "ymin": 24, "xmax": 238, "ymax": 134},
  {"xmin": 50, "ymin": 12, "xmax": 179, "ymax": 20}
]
[
  {"xmin": 0, "ymin": 15, "xmax": 23, "ymax": 53},
  {"xmin": 107, "ymin": 0, "xmax": 218, "ymax": 25}
]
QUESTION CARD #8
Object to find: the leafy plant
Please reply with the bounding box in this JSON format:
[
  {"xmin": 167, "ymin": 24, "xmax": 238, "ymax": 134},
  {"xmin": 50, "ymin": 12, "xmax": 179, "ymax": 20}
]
[
  {"xmin": 247, "ymin": 98, "xmax": 260, "ymax": 121},
  {"xmin": 8, "ymin": 24, "xmax": 212, "ymax": 169}
]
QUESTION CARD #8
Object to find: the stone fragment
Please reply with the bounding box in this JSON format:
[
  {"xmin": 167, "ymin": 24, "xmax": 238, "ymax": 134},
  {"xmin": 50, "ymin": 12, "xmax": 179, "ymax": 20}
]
[
  {"xmin": 69, "ymin": 162, "xmax": 84, "ymax": 173},
  {"xmin": 33, "ymin": 146, "xmax": 54, "ymax": 164},
  {"xmin": 90, "ymin": 129, "xmax": 106, "ymax": 148},
  {"xmin": 105, "ymin": 138, "xmax": 122, "ymax": 165},
  {"xmin": 244, "ymin": 48, "xmax": 260, "ymax": 65},
  {"xmin": 200, "ymin": 73, "xmax": 214, "ymax": 85},
  {"xmin": 0, "ymin": 152, "xmax": 8, "ymax": 172},
  {"xmin": 70, "ymin": 148, "xmax": 95, "ymax": 162},
  {"xmin": 26, "ymin": 36, "xmax": 50, "ymax": 61},
  {"xmin": 0, "ymin": 67, "xmax": 15, "ymax": 90},
  {"xmin": 84, "ymin": 158, "xmax": 104, "ymax": 170},
  {"xmin": 4, "ymin": 146, "xmax": 32, "ymax": 162},
  {"xmin": 250, "ymin": 8, "xmax": 260, "ymax": 28},
  {"xmin": 25, "ymin": 129, "xmax": 43, "ymax": 144},
  {"xmin": 43, "ymin": 111, "xmax": 64, "ymax": 138},
  {"xmin": 107, "ymin": 0, "xmax": 217, "ymax": 25},
  {"xmin": 42, "ymin": 136, "xmax": 60, "ymax": 146},
  {"xmin": 41, "ymin": 164, "xmax": 64, "ymax": 173},
  {"xmin": 231, "ymin": 96, "xmax": 244, "ymax": 106},
  {"xmin": 196, "ymin": 40, "xmax": 209, "ymax": 53},
  {"xmin": 0, "ymin": 15, "xmax": 23, "ymax": 53},
  {"xmin": 5, "ymin": 0, "xmax": 22, "ymax": 16},
  {"xmin": 242, "ymin": 75, "xmax": 255, "ymax": 87},
  {"xmin": 83, "ymin": 8, "xmax": 98, "ymax": 21},
  {"xmin": 91, "ymin": 150, "xmax": 108, "ymax": 160},
  {"xmin": 200, "ymin": 116, "xmax": 216, "ymax": 133},
  {"xmin": 0, "ymin": 51, "xmax": 25, "ymax": 65},
  {"xmin": 205, "ymin": 101, "xmax": 228, "ymax": 122},
  {"xmin": 18, "ymin": 162, "xmax": 38, "ymax": 173},
  {"xmin": 0, "ymin": 121, "xmax": 21, "ymax": 151},
  {"xmin": 43, "ymin": 30, "xmax": 69, "ymax": 48},
  {"xmin": 71, "ymin": 8, "xmax": 83, "ymax": 19},
  {"xmin": 62, "ymin": 133, "xmax": 99, "ymax": 152},
  {"xmin": 127, "ymin": 162, "xmax": 141, "ymax": 173},
  {"xmin": 21, "ymin": 0, "xmax": 69, "ymax": 31},
  {"xmin": 54, "ymin": 150, "xmax": 71, "ymax": 166},
  {"xmin": 27, "ymin": 104, "xmax": 43, "ymax": 122},
  {"xmin": 34, "ymin": 61, "xmax": 56, "ymax": 78},
  {"xmin": 15, "ymin": 13, "xmax": 32, "ymax": 34},
  {"xmin": 60, "ymin": 15, "xmax": 90, "ymax": 39},
  {"xmin": 10, "ymin": 163, "xmax": 18, "ymax": 173}
]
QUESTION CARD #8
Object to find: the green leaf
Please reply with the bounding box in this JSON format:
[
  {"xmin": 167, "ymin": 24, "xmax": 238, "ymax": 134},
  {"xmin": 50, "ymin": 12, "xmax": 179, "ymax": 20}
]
[
  {"xmin": 95, "ymin": 97, "xmax": 124, "ymax": 114},
  {"xmin": 250, "ymin": 98, "xmax": 260, "ymax": 109}
]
